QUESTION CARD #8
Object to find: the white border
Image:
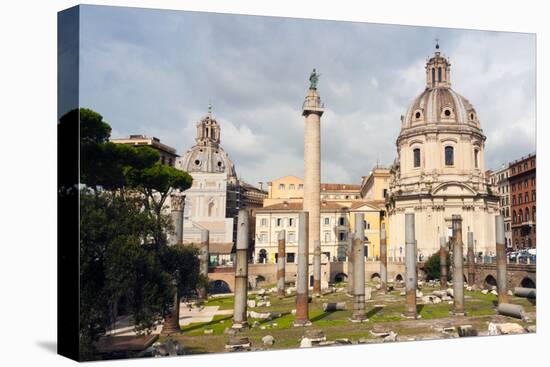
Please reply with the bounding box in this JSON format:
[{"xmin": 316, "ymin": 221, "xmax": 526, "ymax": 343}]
[{"xmin": 0, "ymin": 1, "xmax": 547, "ymax": 366}]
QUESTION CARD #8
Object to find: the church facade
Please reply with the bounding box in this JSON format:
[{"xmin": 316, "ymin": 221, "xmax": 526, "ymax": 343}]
[
  {"xmin": 174, "ymin": 108, "xmax": 266, "ymax": 256},
  {"xmin": 387, "ymin": 45, "xmax": 500, "ymax": 258}
]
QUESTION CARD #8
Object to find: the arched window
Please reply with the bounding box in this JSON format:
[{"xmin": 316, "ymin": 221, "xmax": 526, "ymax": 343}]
[
  {"xmin": 512, "ymin": 210, "xmax": 516, "ymax": 224},
  {"xmin": 519, "ymin": 209, "xmax": 523, "ymax": 223},
  {"xmin": 525, "ymin": 208, "xmax": 530, "ymax": 221},
  {"xmin": 413, "ymin": 148, "xmax": 421, "ymax": 168},
  {"xmin": 474, "ymin": 148, "xmax": 479, "ymax": 169},
  {"xmin": 533, "ymin": 206, "xmax": 536, "ymax": 220},
  {"xmin": 438, "ymin": 67, "xmax": 442, "ymax": 82},
  {"xmin": 431, "ymin": 68, "xmax": 435, "ymax": 85},
  {"xmin": 445, "ymin": 146, "xmax": 454, "ymax": 166},
  {"xmin": 208, "ymin": 201, "xmax": 215, "ymax": 217},
  {"xmin": 524, "ymin": 193, "xmax": 529, "ymax": 203}
]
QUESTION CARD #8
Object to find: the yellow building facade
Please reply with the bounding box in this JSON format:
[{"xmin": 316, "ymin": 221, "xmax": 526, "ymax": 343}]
[{"xmin": 254, "ymin": 172, "xmax": 391, "ymax": 262}]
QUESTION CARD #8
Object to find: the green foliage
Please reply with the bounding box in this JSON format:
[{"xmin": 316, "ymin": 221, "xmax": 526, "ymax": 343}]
[
  {"xmin": 127, "ymin": 163, "xmax": 193, "ymax": 195},
  {"xmin": 79, "ymin": 193, "xmax": 166, "ymax": 355},
  {"xmin": 72, "ymin": 107, "xmax": 197, "ymax": 359},
  {"xmin": 80, "ymin": 108, "xmax": 111, "ymax": 144},
  {"xmin": 424, "ymin": 251, "xmax": 452, "ymax": 281}
]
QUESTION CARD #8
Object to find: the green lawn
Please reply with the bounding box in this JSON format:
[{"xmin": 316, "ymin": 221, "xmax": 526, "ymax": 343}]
[{"xmin": 170, "ymin": 283, "xmax": 535, "ymax": 354}]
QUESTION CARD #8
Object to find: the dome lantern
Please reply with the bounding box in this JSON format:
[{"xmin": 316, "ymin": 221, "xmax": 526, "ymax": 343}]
[
  {"xmin": 425, "ymin": 41, "xmax": 451, "ymax": 89},
  {"xmin": 177, "ymin": 105, "xmax": 237, "ymax": 178}
]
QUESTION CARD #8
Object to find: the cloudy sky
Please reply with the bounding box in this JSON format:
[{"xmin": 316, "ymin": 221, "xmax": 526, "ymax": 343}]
[{"xmin": 79, "ymin": 5, "xmax": 536, "ymax": 186}]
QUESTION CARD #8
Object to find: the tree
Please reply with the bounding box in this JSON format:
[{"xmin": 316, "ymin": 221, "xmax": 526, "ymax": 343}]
[
  {"xmin": 424, "ymin": 251, "xmax": 452, "ymax": 281},
  {"xmin": 126, "ymin": 163, "xmax": 192, "ymax": 245},
  {"xmin": 73, "ymin": 107, "xmax": 197, "ymax": 360}
]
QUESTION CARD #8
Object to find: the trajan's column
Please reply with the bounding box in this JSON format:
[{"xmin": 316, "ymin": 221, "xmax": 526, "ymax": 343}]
[{"xmin": 302, "ymin": 69, "xmax": 324, "ymax": 259}]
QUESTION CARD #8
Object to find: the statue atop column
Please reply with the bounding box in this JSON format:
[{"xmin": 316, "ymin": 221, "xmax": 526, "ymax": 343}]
[{"xmin": 309, "ymin": 68, "xmax": 320, "ymax": 89}]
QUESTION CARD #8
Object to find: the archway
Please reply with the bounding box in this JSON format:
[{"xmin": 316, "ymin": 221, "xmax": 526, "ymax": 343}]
[
  {"xmin": 209, "ymin": 280, "xmax": 231, "ymax": 294},
  {"xmin": 395, "ymin": 274, "xmax": 403, "ymax": 282},
  {"xmin": 371, "ymin": 273, "xmax": 381, "ymax": 282},
  {"xmin": 258, "ymin": 249, "xmax": 267, "ymax": 263},
  {"xmin": 484, "ymin": 275, "xmax": 497, "ymax": 289},
  {"xmin": 520, "ymin": 277, "xmax": 536, "ymax": 289},
  {"xmin": 334, "ymin": 273, "xmax": 348, "ymax": 283}
]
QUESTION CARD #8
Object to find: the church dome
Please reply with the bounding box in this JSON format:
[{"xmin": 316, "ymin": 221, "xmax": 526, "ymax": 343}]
[
  {"xmin": 176, "ymin": 107, "xmax": 237, "ymax": 178},
  {"xmin": 403, "ymin": 87, "xmax": 479, "ymax": 128},
  {"xmin": 401, "ymin": 47, "xmax": 480, "ymax": 130}
]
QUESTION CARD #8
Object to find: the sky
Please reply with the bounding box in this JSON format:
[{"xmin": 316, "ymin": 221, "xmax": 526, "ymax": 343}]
[{"xmin": 79, "ymin": 5, "xmax": 536, "ymax": 186}]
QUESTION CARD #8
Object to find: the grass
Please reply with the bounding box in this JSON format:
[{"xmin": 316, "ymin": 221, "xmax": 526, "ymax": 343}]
[{"xmin": 168, "ymin": 284, "xmax": 536, "ymax": 354}]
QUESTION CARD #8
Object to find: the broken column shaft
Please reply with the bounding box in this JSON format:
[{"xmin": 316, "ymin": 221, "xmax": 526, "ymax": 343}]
[
  {"xmin": 294, "ymin": 211, "xmax": 311, "ymax": 326},
  {"xmin": 347, "ymin": 232, "xmax": 354, "ymax": 296},
  {"xmin": 352, "ymin": 213, "xmax": 367, "ymax": 322},
  {"xmin": 170, "ymin": 194, "xmax": 185, "ymax": 246},
  {"xmin": 452, "ymin": 215, "xmax": 465, "ymax": 315},
  {"xmin": 380, "ymin": 222, "xmax": 388, "ymax": 293},
  {"xmin": 313, "ymin": 239, "xmax": 322, "ymax": 297},
  {"xmin": 277, "ymin": 229, "xmax": 286, "ymax": 299},
  {"xmin": 232, "ymin": 210, "xmax": 249, "ymax": 329},
  {"xmin": 495, "ymin": 215, "xmax": 508, "ymax": 304},
  {"xmin": 404, "ymin": 213, "xmax": 417, "ymax": 318},
  {"xmin": 198, "ymin": 229, "xmax": 210, "ymax": 300},
  {"xmin": 467, "ymin": 231, "xmax": 475, "ymax": 287},
  {"xmin": 439, "ymin": 236, "xmax": 448, "ymax": 290}
]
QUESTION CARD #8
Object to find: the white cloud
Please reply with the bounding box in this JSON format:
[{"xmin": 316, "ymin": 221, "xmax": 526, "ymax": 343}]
[{"xmin": 79, "ymin": 6, "xmax": 536, "ymax": 186}]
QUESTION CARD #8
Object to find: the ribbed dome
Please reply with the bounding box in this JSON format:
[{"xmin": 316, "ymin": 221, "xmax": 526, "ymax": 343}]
[
  {"xmin": 177, "ymin": 144, "xmax": 236, "ymax": 177},
  {"xmin": 176, "ymin": 112, "xmax": 237, "ymax": 178},
  {"xmin": 401, "ymin": 47, "xmax": 480, "ymax": 131},
  {"xmin": 402, "ymin": 87, "xmax": 480, "ymax": 128}
]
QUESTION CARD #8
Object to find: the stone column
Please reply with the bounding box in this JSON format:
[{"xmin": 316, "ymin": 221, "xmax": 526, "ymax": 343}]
[
  {"xmin": 294, "ymin": 211, "xmax": 311, "ymax": 326},
  {"xmin": 198, "ymin": 229, "xmax": 209, "ymax": 300},
  {"xmin": 495, "ymin": 215, "xmax": 509, "ymax": 304},
  {"xmin": 439, "ymin": 236, "xmax": 448, "ymax": 290},
  {"xmin": 452, "ymin": 215, "xmax": 465, "ymax": 316},
  {"xmin": 352, "ymin": 213, "xmax": 367, "ymax": 322},
  {"xmin": 380, "ymin": 222, "xmax": 388, "ymax": 294},
  {"xmin": 277, "ymin": 229, "xmax": 286, "ymax": 299},
  {"xmin": 232, "ymin": 210, "xmax": 249, "ymax": 329},
  {"xmin": 467, "ymin": 231, "xmax": 475, "ymax": 287},
  {"xmin": 347, "ymin": 232, "xmax": 354, "ymax": 296},
  {"xmin": 313, "ymin": 240, "xmax": 321, "ymax": 297},
  {"xmin": 302, "ymin": 84, "xmax": 323, "ymax": 260},
  {"xmin": 170, "ymin": 194, "xmax": 185, "ymax": 246},
  {"xmin": 161, "ymin": 277, "xmax": 181, "ymax": 336},
  {"xmin": 404, "ymin": 213, "xmax": 417, "ymax": 318}
]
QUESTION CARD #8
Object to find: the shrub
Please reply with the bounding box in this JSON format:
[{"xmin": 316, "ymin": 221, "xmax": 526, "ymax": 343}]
[{"xmin": 424, "ymin": 251, "xmax": 452, "ymax": 281}]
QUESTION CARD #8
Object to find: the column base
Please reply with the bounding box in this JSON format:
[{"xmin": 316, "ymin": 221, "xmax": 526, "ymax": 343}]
[
  {"xmin": 231, "ymin": 321, "xmax": 248, "ymax": 330},
  {"xmin": 402, "ymin": 313, "xmax": 419, "ymax": 319},
  {"xmin": 450, "ymin": 310, "xmax": 466, "ymax": 317},
  {"xmin": 349, "ymin": 317, "xmax": 369, "ymax": 323},
  {"xmin": 293, "ymin": 320, "xmax": 312, "ymax": 327}
]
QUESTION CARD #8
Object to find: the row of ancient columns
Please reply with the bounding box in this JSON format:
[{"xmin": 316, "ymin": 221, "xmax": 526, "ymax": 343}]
[
  {"xmin": 232, "ymin": 210, "xmax": 377, "ymax": 327},
  {"xmin": 229, "ymin": 210, "xmax": 509, "ymax": 325},
  {"xmin": 404, "ymin": 213, "xmax": 510, "ymax": 318},
  {"xmin": 231, "ymin": 210, "xmax": 313, "ymax": 328}
]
